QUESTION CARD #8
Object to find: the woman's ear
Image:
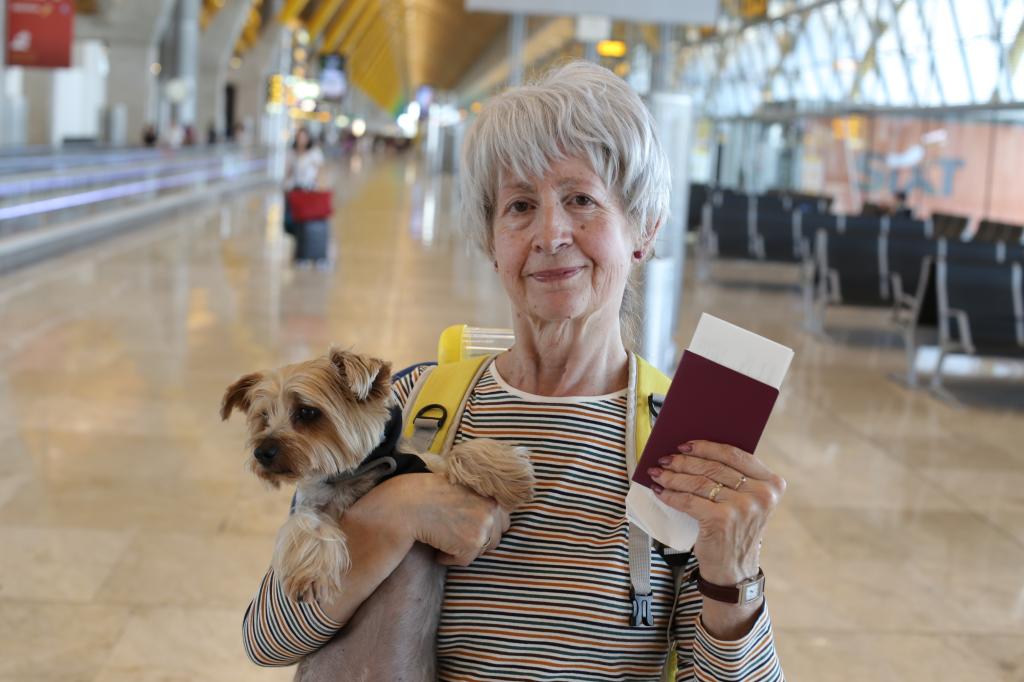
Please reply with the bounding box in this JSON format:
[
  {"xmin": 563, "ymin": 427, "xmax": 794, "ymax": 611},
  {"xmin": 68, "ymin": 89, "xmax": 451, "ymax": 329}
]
[{"xmin": 635, "ymin": 219, "xmax": 662, "ymax": 260}]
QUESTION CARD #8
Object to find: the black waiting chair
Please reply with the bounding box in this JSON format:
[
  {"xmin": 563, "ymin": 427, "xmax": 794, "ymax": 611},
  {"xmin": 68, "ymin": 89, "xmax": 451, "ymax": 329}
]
[
  {"xmin": 887, "ymin": 236, "xmax": 941, "ymax": 385},
  {"xmin": 933, "ymin": 257, "xmax": 1024, "ymax": 390},
  {"xmin": 976, "ymin": 219, "xmax": 1023, "ymax": 244},
  {"xmin": 755, "ymin": 206, "xmax": 804, "ymax": 262},
  {"xmin": 705, "ymin": 203, "xmax": 754, "ymax": 258},
  {"xmin": 816, "ymin": 228, "xmax": 889, "ymax": 307},
  {"xmin": 838, "ymin": 215, "xmax": 884, "ymax": 234},
  {"xmin": 688, "ymin": 183, "xmax": 708, "ymax": 232},
  {"xmin": 861, "ymin": 202, "xmax": 887, "ymax": 217},
  {"xmin": 930, "ymin": 212, "xmax": 969, "ymax": 241},
  {"xmin": 888, "ymin": 216, "xmax": 930, "ymax": 240}
]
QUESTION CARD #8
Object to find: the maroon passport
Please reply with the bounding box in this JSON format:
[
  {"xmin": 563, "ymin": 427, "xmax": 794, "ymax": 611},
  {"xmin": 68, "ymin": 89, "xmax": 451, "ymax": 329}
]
[{"xmin": 632, "ymin": 350, "xmax": 780, "ymax": 489}]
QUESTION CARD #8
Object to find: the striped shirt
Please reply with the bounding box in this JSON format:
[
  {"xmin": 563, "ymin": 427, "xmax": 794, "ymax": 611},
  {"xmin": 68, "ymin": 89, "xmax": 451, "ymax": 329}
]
[{"xmin": 243, "ymin": 363, "xmax": 784, "ymax": 681}]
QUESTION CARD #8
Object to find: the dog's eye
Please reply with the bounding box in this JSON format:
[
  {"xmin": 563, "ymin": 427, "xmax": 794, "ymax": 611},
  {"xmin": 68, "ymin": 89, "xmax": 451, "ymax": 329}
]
[{"xmin": 297, "ymin": 406, "xmax": 320, "ymax": 422}]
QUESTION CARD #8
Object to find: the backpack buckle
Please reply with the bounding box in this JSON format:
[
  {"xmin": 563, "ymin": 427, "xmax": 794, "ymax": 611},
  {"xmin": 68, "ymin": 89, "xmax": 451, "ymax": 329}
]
[
  {"xmin": 410, "ymin": 404, "xmax": 448, "ymax": 451},
  {"xmin": 630, "ymin": 587, "xmax": 654, "ymax": 627}
]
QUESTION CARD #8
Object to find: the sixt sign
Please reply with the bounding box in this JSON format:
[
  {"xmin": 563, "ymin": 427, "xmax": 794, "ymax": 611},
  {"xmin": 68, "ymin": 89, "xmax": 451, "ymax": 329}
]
[{"xmin": 857, "ymin": 151, "xmax": 965, "ymax": 197}]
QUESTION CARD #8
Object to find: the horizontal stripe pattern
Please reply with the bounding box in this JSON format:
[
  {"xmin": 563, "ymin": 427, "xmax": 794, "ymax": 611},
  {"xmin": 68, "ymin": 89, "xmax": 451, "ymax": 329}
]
[
  {"xmin": 242, "ymin": 568, "xmax": 342, "ymax": 666},
  {"xmin": 242, "ymin": 363, "xmax": 783, "ymax": 680}
]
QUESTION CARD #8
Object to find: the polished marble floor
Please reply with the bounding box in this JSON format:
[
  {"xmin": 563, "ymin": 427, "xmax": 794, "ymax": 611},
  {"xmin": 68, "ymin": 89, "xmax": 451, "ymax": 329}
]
[{"xmin": 0, "ymin": 154, "xmax": 1022, "ymax": 681}]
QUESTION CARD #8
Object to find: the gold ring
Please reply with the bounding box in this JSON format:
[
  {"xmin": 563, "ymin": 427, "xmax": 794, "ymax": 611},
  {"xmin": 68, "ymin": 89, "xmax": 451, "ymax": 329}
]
[
  {"xmin": 735, "ymin": 476, "xmax": 748, "ymax": 491},
  {"xmin": 708, "ymin": 482, "xmax": 725, "ymax": 502}
]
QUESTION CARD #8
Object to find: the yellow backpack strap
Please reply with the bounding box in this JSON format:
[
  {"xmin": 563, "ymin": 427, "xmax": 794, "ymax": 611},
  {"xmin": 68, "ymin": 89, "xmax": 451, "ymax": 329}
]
[
  {"xmin": 634, "ymin": 355, "xmax": 671, "ymax": 458},
  {"xmin": 635, "ymin": 357, "xmax": 685, "ymax": 682},
  {"xmin": 402, "ymin": 355, "xmax": 491, "ymax": 454}
]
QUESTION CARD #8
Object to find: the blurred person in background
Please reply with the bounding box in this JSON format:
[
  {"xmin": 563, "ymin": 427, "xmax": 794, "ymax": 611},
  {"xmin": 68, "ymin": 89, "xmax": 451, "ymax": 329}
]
[
  {"xmin": 286, "ymin": 128, "xmax": 324, "ymax": 190},
  {"xmin": 890, "ymin": 190, "xmax": 913, "ymax": 219}
]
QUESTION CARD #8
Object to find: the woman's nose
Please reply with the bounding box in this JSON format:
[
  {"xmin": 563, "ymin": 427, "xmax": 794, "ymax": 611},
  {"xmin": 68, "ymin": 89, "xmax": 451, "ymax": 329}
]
[{"xmin": 533, "ymin": 204, "xmax": 573, "ymax": 254}]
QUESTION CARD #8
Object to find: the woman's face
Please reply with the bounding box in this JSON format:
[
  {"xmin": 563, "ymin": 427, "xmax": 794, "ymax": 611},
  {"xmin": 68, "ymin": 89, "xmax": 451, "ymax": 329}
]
[
  {"xmin": 492, "ymin": 156, "xmax": 634, "ymax": 328},
  {"xmin": 296, "ymin": 130, "xmax": 310, "ymax": 150}
]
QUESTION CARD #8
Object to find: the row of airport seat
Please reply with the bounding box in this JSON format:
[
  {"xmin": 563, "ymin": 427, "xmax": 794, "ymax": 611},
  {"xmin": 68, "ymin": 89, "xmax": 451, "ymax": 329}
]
[{"xmin": 689, "ymin": 183, "xmax": 1024, "ymax": 391}]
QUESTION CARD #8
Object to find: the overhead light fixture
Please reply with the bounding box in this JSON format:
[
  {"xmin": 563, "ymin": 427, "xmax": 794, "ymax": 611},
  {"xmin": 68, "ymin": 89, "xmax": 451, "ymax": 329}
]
[
  {"xmin": 596, "ymin": 40, "xmax": 627, "ymax": 58},
  {"xmin": 150, "ymin": 62, "xmax": 161, "ymax": 75},
  {"xmin": 834, "ymin": 58, "xmax": 857, "ymax": 72},
  {"xmin": 335, "ymin": 114, "xmax": 350, "ymax": 127},
  {"xmin": 470, "ymin": 101, "xmax": 483, "ymax": 114},
  {"xmin": 351, "ymin": 118, "xmax": 367, "ymax": 137},
  {"xmin": 229, "ymin": 56, "xmax": 242, "ymax": 70}
]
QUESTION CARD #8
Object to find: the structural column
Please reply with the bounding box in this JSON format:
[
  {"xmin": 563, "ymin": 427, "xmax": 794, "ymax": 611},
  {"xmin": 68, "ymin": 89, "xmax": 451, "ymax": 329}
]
[
  {"xmin": 196, "ymin": 0, "xmax": 251, "ymax": 136},
  {"xmin": 175, "ymin": 0, "xmax": 200, "ymax": 126},
  {"xmin": 508, "ymin": 13, "xmax": 525, "ymax": 86},
  {"xmin": 106, "ymin": 43, "xmax": 160, "ymax": 144}
]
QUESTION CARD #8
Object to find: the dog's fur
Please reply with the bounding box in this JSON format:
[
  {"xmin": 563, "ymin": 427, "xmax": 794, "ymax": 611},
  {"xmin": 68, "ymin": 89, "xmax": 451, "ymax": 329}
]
[{"xmin": 222, "ymin": 348, "xmax": 534, "ymax": 679}]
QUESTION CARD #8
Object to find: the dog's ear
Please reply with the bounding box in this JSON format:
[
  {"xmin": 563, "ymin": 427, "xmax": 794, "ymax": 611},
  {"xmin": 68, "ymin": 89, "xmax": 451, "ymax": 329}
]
[
  {"xmin": 330, "ymin": 349, "xmax": 392, "ymax": 402},
  {"xmin": 220, "ymin": 372, "xmax": 262, "ymax": 420}
]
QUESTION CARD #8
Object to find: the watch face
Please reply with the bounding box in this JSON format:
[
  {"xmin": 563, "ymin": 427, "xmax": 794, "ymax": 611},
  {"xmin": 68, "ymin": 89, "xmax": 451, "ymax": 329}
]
[{"xmin": 742, "ymin": 583, "xmax": 762, "ymax": 602}]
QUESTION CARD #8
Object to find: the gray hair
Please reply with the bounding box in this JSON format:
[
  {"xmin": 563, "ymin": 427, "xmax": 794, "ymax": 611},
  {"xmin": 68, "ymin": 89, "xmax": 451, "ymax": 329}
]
[{"xmin": 459, "ymin": 60, "xmax": 671, "ymax": 257}]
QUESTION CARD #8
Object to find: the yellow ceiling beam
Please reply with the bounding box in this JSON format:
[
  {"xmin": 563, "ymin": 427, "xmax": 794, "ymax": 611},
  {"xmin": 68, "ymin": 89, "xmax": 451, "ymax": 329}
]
[
  {"xmin": 350, "ymin": 12, "xmax": 390, "ymax": 62},
  {"xmin": 276, "ymin": 0, "xmax": 310, "ymax": 24},
  {"xmin": 352, "ymin": 23, "xmax": 392, "ymax": 84},
  {"xmin": 306, "ymin": 0, "xmax": 346, "ymax": 41},
  {"xmin": 339, "ymin": 0, "xmax": 378, "ymax": 54},
  {"xmin": 321, "ymin": 0, "xmax": 368, "ymax": 54},
  {"xmin": 353, "ymin": 47, "xmax": 398, "ymax": 110},
  {"xmin": 354, "ymin": 32, "xmax": 390, "ymax": 78},
  {"xmin": 356, "ymin": 51, "xmax": 392, "ymax": 101},
  {"xmin": 369, "ymin": 54, "xmax": 399, "ymax": 106}
]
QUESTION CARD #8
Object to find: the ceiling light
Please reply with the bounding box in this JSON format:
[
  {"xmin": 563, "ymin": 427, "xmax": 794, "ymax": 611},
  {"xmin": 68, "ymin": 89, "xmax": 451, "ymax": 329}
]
[{"xmin": 597, "ymin": 40, "xmax": 627, "ymax": 58}]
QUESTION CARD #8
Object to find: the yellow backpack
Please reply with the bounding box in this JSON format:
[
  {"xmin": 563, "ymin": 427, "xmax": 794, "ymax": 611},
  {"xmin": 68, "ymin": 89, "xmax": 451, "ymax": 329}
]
[{"xmin": 400, "ymin": 325, "xmax": 683, "ymax": 680}]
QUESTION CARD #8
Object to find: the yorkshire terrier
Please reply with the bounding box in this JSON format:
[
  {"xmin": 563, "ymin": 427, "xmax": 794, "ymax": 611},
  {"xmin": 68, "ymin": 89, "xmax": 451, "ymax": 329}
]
[{"xmin": 220, "ymin": 347, "xmax": 535, "ymax": 609}]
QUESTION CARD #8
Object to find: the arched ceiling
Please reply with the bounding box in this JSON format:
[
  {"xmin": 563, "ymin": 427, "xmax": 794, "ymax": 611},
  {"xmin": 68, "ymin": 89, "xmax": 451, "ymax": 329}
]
[{"xmin": 277, "ymin": 0, "xmax": 506, "ymax": 111}]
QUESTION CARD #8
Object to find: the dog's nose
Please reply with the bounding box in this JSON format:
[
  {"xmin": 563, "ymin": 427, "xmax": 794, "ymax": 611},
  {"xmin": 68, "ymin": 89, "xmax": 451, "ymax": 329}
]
[{"xmin": 254, "ymin": 442, "xmax": 280, "ymax": 465}]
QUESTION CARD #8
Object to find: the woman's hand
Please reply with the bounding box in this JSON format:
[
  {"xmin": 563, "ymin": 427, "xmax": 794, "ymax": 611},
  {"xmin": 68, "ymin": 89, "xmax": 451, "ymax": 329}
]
[
  {"xmin": 395, "ymin": 472, "xmax": 510, "ymax": 567},
  {"xmin": 646, "ymin": 440, "xmax": 786, "ymax": 586}
]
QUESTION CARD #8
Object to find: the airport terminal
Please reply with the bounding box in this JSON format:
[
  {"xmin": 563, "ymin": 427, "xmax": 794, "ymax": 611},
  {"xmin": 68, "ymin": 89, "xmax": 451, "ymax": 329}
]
[{"xmin": 1, "ymin": 0, "xmax": 1023, "ymax": 680}]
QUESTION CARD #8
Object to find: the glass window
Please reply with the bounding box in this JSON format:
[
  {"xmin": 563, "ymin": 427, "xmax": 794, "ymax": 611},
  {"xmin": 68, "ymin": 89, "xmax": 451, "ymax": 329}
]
[
  {"xmin": 877, "ymin": 49, "xmax": 913, "ymax": 105},
  {"xmin": 1001, "ymin": 0, "xmax": 1024, "ymax": 46},
  {"xmin": 928, "ymin": 0, "xmax": 972, "ymax": 104},
  {"xmin": 951, "ymin": 0, "xmax": 994, "ymax": 39},
  {"xmin": 963, "ymin": 36, "xmax": 1000, "ymax": 102}
]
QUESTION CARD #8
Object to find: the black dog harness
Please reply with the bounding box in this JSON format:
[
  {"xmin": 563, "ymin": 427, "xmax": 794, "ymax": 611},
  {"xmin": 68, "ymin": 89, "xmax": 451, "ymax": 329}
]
[{"xmin": 330, "ymin": 406, "xmax": 429, "ymax": 484}]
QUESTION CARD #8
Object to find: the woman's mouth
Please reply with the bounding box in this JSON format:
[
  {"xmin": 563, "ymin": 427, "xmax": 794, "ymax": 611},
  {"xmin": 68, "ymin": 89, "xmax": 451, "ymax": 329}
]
[{"xmin": 529, "ymin": 267, "xmax": 584, "ymax": 282}]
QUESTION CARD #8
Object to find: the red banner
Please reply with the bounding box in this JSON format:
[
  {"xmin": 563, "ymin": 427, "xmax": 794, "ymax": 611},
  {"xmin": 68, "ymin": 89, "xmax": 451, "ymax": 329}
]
[{"xmin": 6, "ymin": 0, "xmax": 75, "ymax": 68}]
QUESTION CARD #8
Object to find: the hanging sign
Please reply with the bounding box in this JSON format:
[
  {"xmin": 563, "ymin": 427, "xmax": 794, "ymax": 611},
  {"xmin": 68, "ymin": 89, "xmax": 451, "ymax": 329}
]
[
  {"xmin": 6, "ymin": 0, "xmax": 75, "ymax": 68},
  {"xmin": 466, "ymin": 0, "xmax": 719, "ymax": 24}
]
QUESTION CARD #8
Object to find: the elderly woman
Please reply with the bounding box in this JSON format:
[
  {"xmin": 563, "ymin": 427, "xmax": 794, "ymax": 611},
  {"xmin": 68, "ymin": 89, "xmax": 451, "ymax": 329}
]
[{"xmin": 243, "ymin": 61, "xmax": 785, "ymax": 680}]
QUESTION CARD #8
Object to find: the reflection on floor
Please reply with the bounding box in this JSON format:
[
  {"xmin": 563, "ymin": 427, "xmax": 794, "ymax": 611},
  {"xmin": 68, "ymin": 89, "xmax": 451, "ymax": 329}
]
[{"xmin": 0, "ymin": 155, "xmax": 1021, "ymax": 681}]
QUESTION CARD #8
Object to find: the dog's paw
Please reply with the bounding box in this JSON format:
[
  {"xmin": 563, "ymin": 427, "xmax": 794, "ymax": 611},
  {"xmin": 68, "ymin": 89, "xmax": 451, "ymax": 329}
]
[
  {"xmin": 446, "ymin": 439, "xmax": 535, "ymax": 510},
  {"xmin": 280, "ymin": 570, "xmax": 324, "ymax": 604},
  {"xmin": 273, "ymin": 511, "xmax": 351, "ymax": 605}
]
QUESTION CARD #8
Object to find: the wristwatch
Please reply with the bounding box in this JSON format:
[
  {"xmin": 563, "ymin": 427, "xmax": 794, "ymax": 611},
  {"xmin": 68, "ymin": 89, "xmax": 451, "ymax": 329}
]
[{"xmin": 696, "ymin": 568, "xmax": 765, "ymax": 605}]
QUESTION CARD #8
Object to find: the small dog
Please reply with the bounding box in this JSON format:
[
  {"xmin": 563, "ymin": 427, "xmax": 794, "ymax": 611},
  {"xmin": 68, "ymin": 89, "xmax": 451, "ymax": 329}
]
[{"xmin": 220, "ymin": 347, "xmax": 535, "ymax": 609}]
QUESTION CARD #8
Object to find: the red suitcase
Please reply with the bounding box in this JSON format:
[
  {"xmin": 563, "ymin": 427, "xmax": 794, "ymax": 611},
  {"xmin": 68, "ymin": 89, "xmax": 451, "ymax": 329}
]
[{"xmin": 286, "ymin": 189, "xmax": 332, "ymax": 222}]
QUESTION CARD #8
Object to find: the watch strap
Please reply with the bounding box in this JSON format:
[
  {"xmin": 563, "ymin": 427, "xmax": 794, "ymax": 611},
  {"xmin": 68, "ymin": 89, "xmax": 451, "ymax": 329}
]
[{"xmin": 696, "ymin": 568, "xmax": 765, "ymax": 604}]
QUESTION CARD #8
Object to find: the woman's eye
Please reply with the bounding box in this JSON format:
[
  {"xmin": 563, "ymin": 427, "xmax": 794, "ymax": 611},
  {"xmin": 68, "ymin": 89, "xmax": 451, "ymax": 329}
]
[
  {"xmin": 508, "ymin": 200, "xmax": 530, "ymax": 214},
  {"xmin": 571, "ymin": 194, "xmax": 594, "ymax": 207},
  {"xmin": 297, "ymin": 406, "xmax": 320, "ymax": 422}
]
